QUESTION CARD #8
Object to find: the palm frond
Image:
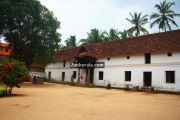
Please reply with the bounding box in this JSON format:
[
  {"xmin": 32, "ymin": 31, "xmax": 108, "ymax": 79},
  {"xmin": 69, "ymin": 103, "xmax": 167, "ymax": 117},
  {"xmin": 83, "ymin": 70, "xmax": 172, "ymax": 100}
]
[
  {"xmin": 168, "ymin": 13, "xmax": 180, "ymax": 17},
  {"xmin": 150, "ymin": 18, "xmax": 161, "ymax": 28},
  {"xmin": 155, "ymin": 4, "xmax": 162, "ymax": 13},
  {"xmin": 168, "ymin": 18, "xmax": 178, "ymax": 27},
  {"xmin": 150, "ymin": 13, "xmax": 160, "ymax": 19},
  {"xmin": 140, "ymin": 27, "xmax": 149, "ymax": 34},
  {"xmin": 159, "ymin": 20, "xmax": 166, "ymax": 30},
  {"xmin": 166, "ymin": 1, "xmax": 175, "ymax": 10}
]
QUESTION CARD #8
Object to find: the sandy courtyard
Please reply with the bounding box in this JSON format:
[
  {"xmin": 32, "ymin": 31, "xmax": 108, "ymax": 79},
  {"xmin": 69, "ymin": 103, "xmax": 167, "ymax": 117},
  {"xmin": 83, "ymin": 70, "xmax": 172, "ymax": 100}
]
[{"xmin": 0, "ymin": 83, "xmax": 180, "ymax": 120}]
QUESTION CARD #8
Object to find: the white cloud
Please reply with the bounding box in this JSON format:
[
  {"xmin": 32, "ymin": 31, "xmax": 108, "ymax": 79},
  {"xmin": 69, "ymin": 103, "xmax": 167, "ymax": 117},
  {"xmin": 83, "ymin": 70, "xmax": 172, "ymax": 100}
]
[{"xmin": 40, "ymin": 0, "xmax": 180, "ymax": 44}]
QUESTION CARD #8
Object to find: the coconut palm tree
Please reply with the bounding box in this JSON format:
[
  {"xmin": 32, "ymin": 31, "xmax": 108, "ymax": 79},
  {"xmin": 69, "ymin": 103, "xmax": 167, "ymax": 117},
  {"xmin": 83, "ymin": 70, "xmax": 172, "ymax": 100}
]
[
  {"xmin": 120, "ymin": 30, "xmax": 133, "ymax": 39},
  {"xmin": 150, "ymin": 0, "xmax": 180, "ymax": 32},
  {"xmin": 126, "ymin": 12, "xmax": 149, "ymax": 37},
  {"xmin": 105, "ymin": 28, "xmax": 121, "ymax": 41},
  {"xmin": 80, "ymin": 28, "xmax": 106, "ymax": 45},
  {"xmin": 65, "ymin": 35, "xmax": 78, "ymax": 48}
]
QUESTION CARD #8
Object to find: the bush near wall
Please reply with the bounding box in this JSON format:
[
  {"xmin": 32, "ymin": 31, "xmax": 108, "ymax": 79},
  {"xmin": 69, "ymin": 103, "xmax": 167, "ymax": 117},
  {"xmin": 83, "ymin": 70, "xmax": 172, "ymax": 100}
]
[
  {"xmin": 0, "ymin": 60, "xmax": 29, "ymax": 95},
  {"xmin": 0, "ymin": 86, "xmax": 7, "ymax": 96}
]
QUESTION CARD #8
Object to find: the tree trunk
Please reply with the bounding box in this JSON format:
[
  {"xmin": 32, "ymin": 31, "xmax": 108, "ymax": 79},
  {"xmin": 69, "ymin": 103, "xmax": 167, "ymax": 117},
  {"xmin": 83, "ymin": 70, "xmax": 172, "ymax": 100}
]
[
  {"xmin": 164, "ymin": 25, "xmax": 166, "ymax": 32},
  {"xmin": 9, "ymin": 87, "xmax": 13, "ymax": 95},
  {"xmin": 7, "ymin": 86, "xmax": 13, "ymax": 95}
]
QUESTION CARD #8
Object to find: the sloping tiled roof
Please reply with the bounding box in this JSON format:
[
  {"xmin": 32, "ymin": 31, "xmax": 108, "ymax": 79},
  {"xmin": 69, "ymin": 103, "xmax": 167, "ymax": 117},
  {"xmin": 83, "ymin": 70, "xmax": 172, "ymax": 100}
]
[
  {"xmin": 0, "ymin": 43, "xmax": 11, "ymax": 48},
  {"xmin": 54, "ymin": 29, "xmax": 180, "ymax": 62}
]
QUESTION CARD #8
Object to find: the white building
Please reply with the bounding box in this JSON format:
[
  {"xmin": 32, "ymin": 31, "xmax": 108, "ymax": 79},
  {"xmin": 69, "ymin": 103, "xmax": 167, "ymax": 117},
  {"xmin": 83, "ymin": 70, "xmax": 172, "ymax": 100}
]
[{"xmin": 45, "ymin": 30, "xmax": 180, "ymax": 92}]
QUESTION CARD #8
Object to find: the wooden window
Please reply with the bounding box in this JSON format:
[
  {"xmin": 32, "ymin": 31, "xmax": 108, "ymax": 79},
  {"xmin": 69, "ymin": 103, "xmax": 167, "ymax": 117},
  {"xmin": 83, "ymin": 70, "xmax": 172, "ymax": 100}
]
[
  {"xmin": 145, "ymin": 53, "xmax": 151, "ymax": 64},
  {"xmin": 99, "ymin": 71, "xmax": 103, "ymax": 80},
  {"xmin": 167, "ymin": 53, "xmax": 172, "ymax": 57},
  {"xmin": 73, "ymin": 71, "xmax": 76, "ymax": 79},
  {"xmin": 62, "ymin": 72, "xmax": 65, "ymax": 81},
  {"xmin": 63, "ymin": 61, "xmax": 66, "ymax": 67},
  {"xmin": 5, "ymin": 48, "xmax": 8, "ymax": 52},
  {"xmin": 125, "ymin": 71, "xmax": 131, "ymax": 81},
  {"xmin": 166, "ymin": 71, "xmax": 175, "ymax": 83},
  {"xmin": 48, "ymin": 72, "xmax": 51, "ymax": 80}
]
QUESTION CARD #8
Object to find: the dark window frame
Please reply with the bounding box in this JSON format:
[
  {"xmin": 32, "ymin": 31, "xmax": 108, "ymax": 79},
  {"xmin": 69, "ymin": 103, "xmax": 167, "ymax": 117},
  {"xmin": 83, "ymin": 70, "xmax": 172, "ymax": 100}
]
[
  {"xmin": 167, "ymin": 53, "xmax": 172, "ymax": 57},
  {"xmin": 63, "ymin": 61, "xmax": 66, "ymax": 67},
  {"xmin": 145, "ymin": 53, "xmax": 151, "ymax": 64},
  {"xmin": 125, "ymin": 71, "xmax": 131, "ymax": 81},
  {"xmin": 48, "ymin": 71, "xmax": 51, "ymax": 80},
  {"xmin": 62, "ymin": 72, "xmax": 65, "ymax": 81},
  {"xmin": 166, "ymin": 71, "xmax": 175, "ymax": 83},
  {"xmin": 99, "ymin": 71, "xmax": 103, "ymax": 80},
  {"xmin": 127, "ymin": 56, "xmax": 130, "ymax": 59},
  {"xmin": 73, "ymin": 71, "xmax": 76, "ymax": 79}
]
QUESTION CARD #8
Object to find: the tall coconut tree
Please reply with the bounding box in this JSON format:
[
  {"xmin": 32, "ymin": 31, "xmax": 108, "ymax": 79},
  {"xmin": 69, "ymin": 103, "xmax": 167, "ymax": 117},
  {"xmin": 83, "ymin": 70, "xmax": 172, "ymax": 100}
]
[
  {"xmin": 150, "ymin": 0, "xmax": 180, "ymax": 32},
  {"xmin": 126, "ymin": 12, "xmax": 149, "ymax": 37},
  {"xmin": 65, "ymin": 35, "xmax": 78, "ymax": 48},
  {"xmin": 105, "ymin": 28, "xmax": 121, "ymax": 41},
  {"xmin": 80, "ymin": 28, "xmax": 106, "ymax": 45}
]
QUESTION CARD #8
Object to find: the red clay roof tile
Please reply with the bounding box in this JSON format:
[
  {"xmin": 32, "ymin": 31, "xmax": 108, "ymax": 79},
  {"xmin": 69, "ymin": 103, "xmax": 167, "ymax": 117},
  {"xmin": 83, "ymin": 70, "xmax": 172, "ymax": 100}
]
[{"xmin": 53, "ymin": 29, "xmax": 180, "ymax": 62}]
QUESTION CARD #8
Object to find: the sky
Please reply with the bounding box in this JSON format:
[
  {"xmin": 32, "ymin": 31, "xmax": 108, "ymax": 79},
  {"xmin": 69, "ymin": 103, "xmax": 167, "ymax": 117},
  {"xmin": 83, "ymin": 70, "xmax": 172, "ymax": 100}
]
[
  {"xmin": 1, "ymin": 0, "xmax": 180, "ymax": 44},
  {"xmin": 39, "ymin": 0, "xmax": 180, "ymax": 44}
]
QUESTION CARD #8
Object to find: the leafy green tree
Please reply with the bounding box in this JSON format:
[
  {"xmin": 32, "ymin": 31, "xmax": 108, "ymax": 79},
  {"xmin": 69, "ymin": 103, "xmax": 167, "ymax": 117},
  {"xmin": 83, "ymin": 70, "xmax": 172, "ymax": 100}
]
[
  {"xmin": 104, "ymin": 28, "xmax": 121, "ymax": 41},
  {"xmin": 126, "ymin": 12, "xmax": 149, "ymax": 36},
  {"xmin": 65, "ymin": 35, "xmax": 79, "ymax": 48},
  {"xmin": 80, "ymin": 28, "xmax": 106, "ymax": 45},
  {"xmin": 0, "ymin": 0, "xmax": 61, "ymax": 67},
  {"xmin": 150, "ymin": 0, "xmax": 180, "ymax": 32}
]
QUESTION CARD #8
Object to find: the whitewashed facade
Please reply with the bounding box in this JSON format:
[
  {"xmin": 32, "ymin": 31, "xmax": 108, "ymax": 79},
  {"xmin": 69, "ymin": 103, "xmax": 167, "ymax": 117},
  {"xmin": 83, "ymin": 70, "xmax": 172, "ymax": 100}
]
[
  {"xmin": 45, "ymin": 30, "xmax": 180, "ymax": 92},
  {"xmin": 45, "ymin": 52, "xmax": 180, "ymax": 92}
]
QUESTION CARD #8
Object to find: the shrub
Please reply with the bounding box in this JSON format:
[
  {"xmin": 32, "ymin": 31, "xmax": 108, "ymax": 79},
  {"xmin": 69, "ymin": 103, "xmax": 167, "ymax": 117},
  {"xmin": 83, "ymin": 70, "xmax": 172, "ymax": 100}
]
[
  {"xmin": 106, "ymin": 83, "xmax": 111, "ymax": 89},
  {"xmin": 0, "ymin": 60, "xmax": 29, "ymax": 95},
  {"xmin": 0, "ymin": 86, "xmax": 7, "ymax": 96}
]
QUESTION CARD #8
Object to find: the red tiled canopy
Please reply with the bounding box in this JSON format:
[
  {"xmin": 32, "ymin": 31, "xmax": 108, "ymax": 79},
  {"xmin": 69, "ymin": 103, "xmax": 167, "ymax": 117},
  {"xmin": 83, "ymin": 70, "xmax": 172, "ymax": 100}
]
[{"xmin": 53, "ymin": 29, "xmax": 180, "ymax": 62}]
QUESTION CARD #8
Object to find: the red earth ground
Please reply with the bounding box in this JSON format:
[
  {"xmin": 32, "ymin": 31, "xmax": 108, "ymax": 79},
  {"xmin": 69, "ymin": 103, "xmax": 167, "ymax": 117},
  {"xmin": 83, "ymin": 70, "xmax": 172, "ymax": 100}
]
[{"xmin": 0, "ymin": 83, "xmax": 180, "ymax": 120}]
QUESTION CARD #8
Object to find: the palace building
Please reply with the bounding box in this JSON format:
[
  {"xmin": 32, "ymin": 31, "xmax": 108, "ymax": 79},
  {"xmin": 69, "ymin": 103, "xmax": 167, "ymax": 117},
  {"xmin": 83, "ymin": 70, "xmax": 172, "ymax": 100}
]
[{"xmin": 45, "ymin": 30, "xmax": 180, "ymax": 92}]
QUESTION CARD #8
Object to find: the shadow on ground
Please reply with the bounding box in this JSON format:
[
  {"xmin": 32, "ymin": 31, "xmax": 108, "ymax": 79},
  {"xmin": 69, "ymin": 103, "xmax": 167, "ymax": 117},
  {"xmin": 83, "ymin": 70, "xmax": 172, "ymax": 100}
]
[{"xmin": 0, "ymin": 94, "xmax": 27, "ymax": 98}]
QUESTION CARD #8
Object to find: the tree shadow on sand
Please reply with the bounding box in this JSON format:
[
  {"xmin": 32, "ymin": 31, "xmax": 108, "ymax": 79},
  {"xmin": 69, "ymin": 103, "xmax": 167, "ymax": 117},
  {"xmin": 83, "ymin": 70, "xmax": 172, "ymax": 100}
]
[{"xmin": 0, "ymin": 94, "xmax": 27, "ymax": 98}]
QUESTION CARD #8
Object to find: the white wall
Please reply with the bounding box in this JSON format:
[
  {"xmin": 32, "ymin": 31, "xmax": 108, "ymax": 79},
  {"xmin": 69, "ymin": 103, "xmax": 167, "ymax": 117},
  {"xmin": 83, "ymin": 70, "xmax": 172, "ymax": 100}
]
[
  {"xmin": 94, "ymin": 53, "xmax": 180, "ymax": 92},
  {"xmin": 45, "ymin": 61, "xmax": 78, "ymax": 82},
  {"xmin": 29, "ymin": 72, "xmax": 46, "ymax": 78},
  {"xmin": 94, "ymin": 65, "xmax": 180, "ymax": 91},
  {"xmin": 45, "ymin": 52, "xmax": 180, "ymax": 92},
  {"xmin": 97, "ymin": 53, "xmax": 180, "ymax": 66}
]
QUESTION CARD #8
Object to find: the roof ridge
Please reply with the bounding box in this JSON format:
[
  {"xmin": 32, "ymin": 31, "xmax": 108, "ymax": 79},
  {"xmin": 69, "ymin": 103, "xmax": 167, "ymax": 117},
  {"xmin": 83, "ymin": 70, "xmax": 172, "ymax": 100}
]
[
  {"xmin": 53, "ymin": 29, "xmax": 180, "ymax": 62},
  {"xmin": 85, "ymin": 29, "xmax": 180, "ymax": 47}
]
